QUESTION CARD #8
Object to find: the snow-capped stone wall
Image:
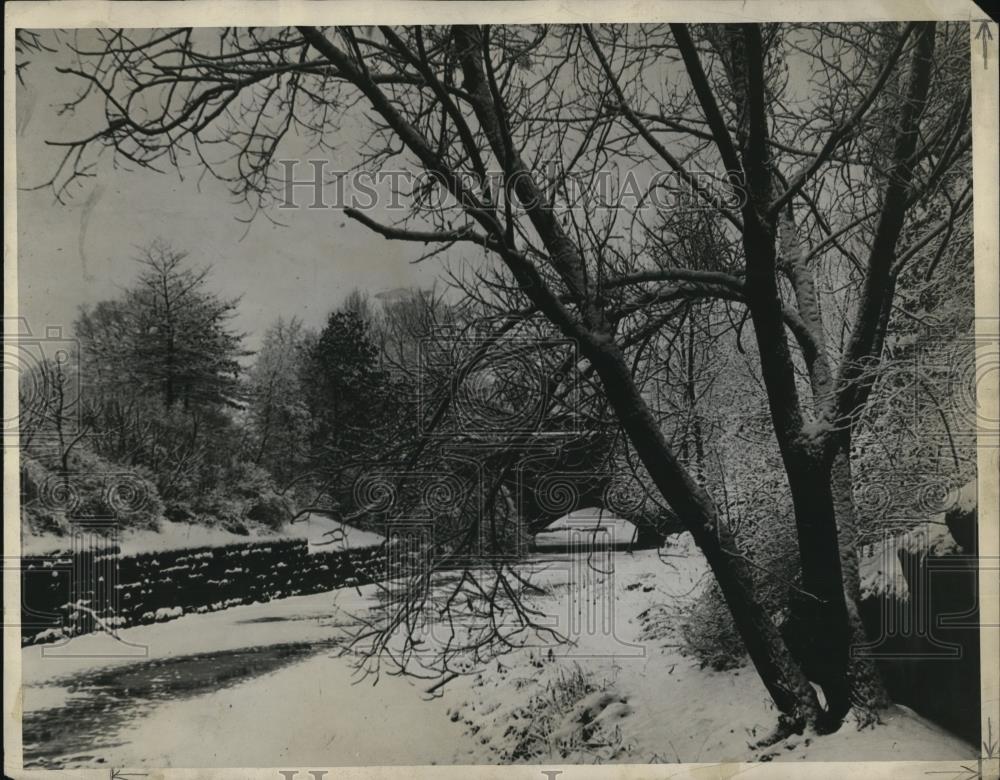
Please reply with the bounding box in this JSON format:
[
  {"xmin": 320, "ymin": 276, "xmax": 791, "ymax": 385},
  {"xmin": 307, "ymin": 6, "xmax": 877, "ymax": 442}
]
[{"xmin": 20, "ymin": 537, "xmax": 390, "ymax": 645}]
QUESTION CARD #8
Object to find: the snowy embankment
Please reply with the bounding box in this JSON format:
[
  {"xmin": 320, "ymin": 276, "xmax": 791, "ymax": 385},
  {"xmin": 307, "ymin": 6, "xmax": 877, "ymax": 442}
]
[
  {"xmin": 20, "ymin": 527, "xmax": 977, "ymax": 768},
  {"xmin": 441, "ymin": 536, "xmax": 976, "ymax": 764},
  {"xmin": 21, "ymin": 512, "xmax": 385, "ymax": 556}
]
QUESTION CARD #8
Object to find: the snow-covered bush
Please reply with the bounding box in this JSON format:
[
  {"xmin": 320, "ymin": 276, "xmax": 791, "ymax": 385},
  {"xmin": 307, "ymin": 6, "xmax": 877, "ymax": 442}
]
[
  {"xmin": 192, "ymin": 471, "xmax": 296, "ymax": 533},
  {"xmin": 192, "ymin": 492, "xmax": 245, "ymax": 527},
  {"xmin": 21, "ymin": 456, "xmax": 70, "ymax": 536},
  {"xmin": 20, "ymin": 450, "xmax": 164, "ymax": 536},
  {"xmin": 679, "ymin": 580, "xmax": 746, "ymax": 671},
  {"xmin": 245, "ymin": 490, "xmax": 296, "ymax": 530},
  {"xmin": 679, "ymin": 492, "xmax": 800, "ymax": 671}
]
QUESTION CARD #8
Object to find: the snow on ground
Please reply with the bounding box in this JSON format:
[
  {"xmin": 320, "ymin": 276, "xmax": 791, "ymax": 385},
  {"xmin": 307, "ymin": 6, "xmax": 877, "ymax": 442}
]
[
  {"xmin": 98, "ymin": 650, "xmax": 466, "ymax": 767},
  {"xmin": 21, "ymin": 581, "xmax": 469, "ymax": 767},
  {"xmin": 287, "ymin": 513, "xmax": 386, "ymax": 553},
  {"xmin": 19, "ymin": 530, "xmax": 977, "ymax": 768},
  {"xmin": 21, "ymin": 512, "xmax": 385, "ymax": 556},
  {"xmin": 441, "ymin": 536, "xmax": 976, "ymax": 764},
  {"xmin": 533, "ymin": 509, "xmax": 641, "ymax": 550}
]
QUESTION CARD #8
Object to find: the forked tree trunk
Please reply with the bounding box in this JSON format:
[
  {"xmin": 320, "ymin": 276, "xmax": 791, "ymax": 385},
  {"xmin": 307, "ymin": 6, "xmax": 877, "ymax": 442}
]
[{"xmin": 717, "ymin": 17, "xmax": 922, "ymax": 725}]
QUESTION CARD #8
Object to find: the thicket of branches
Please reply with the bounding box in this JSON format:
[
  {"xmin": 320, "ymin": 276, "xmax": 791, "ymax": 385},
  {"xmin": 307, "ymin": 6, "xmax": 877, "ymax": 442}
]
[{"xmin": 19, "ymin": 21, "xmax": 974, "ymax": 738}]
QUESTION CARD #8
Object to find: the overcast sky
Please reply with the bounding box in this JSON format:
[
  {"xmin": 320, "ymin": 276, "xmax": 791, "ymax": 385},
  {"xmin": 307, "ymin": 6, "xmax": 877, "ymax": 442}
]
[{"xmin": 15, "ymin": 31, "xmax": 445, "ymax": 353}]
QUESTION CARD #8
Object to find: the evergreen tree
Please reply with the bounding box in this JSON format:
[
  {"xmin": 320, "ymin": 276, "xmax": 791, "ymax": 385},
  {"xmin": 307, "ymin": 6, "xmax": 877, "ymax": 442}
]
[{"xmin": 305, "ymin": 305, "xmax": 388, "ymax": 459}]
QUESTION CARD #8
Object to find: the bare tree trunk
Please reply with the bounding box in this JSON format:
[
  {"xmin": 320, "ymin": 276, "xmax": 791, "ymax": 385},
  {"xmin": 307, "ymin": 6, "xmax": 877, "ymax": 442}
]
[
  {"xmin": 583, "ymin": 338, "xmax": 823, "ymax": 732},
  {"xmin": 781, "ymin": 455, "xmax": 855, "ymax": 727},
  {"xmin": 779, "ymin": 444, "xmax": 888, "ymax": 728},
  {"xmin": 830, "ymin": 440, "xmax": 890, "ymax": 722}
]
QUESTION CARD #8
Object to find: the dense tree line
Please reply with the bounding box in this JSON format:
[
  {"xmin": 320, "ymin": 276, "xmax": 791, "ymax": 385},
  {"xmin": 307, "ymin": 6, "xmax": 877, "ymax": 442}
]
[{"xmin": 20, "ymin": 242, "xmax": 412, "ymax": 536}]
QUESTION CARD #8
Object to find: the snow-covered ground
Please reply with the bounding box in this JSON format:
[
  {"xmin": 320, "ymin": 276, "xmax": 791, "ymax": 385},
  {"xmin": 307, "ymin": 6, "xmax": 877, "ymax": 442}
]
[
  {"xmin": 21, "ymin": 512, "xmax": 385, "ymax": 556},
  {"xmin": 440, "ymin": 538, "xmax": 977, "ymax": 764},
  {"xmin": 19, "ymin": 532, "xmax": 977, "ymax": 768},
  {"xmin": 533, "ymin": 509, "xmax": 641, "ymax": 549}
]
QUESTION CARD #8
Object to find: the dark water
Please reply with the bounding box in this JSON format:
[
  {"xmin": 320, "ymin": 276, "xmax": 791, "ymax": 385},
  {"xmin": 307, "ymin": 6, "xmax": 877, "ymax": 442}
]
[{"xmin": 23, "ymin": 639, "xmax": 338, "ymax": 768}]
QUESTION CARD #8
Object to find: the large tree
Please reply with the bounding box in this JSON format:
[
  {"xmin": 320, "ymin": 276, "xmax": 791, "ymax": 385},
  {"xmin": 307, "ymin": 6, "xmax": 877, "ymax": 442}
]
[
  {"xmin": 75, "ymin": 242, "xmax": 250, "ymax": 497},
  {"xmin": 77, "ymin": 242, "xmax": 246, "ymax": 410},
  {"xmin": 38, "ymin": 22, "xmax": 972, "ymax": 736}
]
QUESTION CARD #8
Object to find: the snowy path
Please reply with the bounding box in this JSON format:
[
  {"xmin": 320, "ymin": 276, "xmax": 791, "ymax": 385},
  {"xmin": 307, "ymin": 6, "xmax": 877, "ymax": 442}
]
[
  {"xmin": 91, "ymin": 650, "xmax": 470, "ymax": 767},
  {"xmin": 21, "ymin": 585, "xmax": 472, "ymax": 768}
]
